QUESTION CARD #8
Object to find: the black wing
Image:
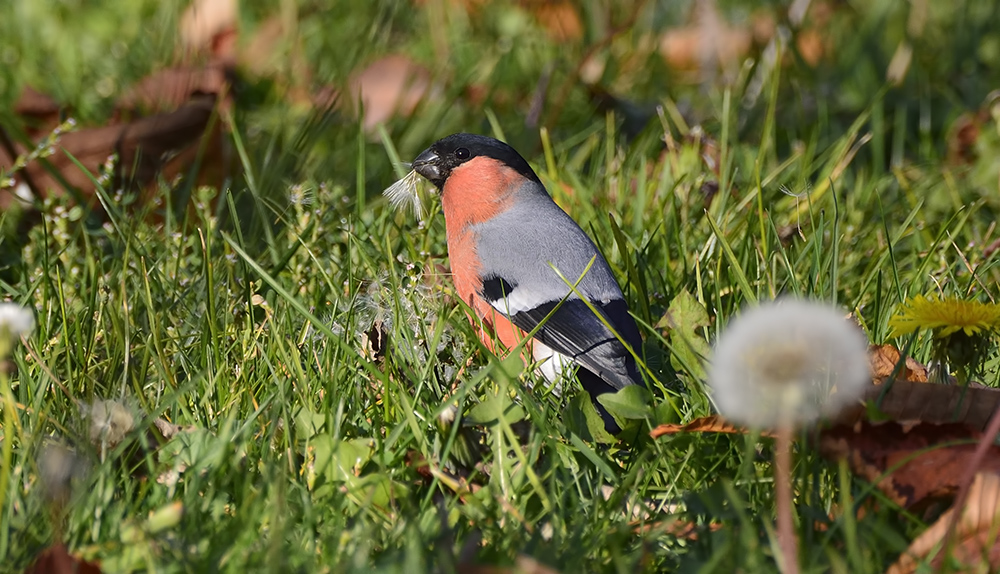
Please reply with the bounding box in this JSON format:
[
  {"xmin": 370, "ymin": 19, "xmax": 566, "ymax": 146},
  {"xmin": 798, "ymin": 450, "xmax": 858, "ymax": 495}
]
[{"xmin": 507, "ymin": 297, "xmax": 644, "ymax": 391}]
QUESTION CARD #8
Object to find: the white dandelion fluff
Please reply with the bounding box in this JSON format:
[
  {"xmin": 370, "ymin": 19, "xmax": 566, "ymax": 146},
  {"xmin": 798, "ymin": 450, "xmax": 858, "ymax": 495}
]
[
  {"xmin": 382, "ymin": 168, "xmax": 424, "ymax": 221},
  {"xmin": 708, "ymin": 298, "xmax": 870, "ymax": 428},
  {"xmin": 83, "ymin": 399, "xmax": 136, "ymax": 452},
  {"xmin": 287, "ymin": 183, "xmax": 316, "ymax": 206},
  {"xmin": 0, "ymin": 303, "xmax": 34, "ymax": 350},
  {"xmin": 38, "ymin": 441, "xmax": 88, "ymax": 504}
]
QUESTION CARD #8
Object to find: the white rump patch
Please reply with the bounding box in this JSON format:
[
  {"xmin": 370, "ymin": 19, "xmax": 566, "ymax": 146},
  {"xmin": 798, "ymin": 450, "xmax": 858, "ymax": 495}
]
[{"xmin": 531, "ymin": 341, "xmax": 573, "ymax": 395}]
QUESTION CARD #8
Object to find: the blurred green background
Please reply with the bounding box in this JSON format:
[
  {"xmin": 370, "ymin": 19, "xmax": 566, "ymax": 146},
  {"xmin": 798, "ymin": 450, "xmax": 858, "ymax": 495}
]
[{"xmin": 2, "ymin": 0, "xmax": 1000, "ymax": 572}]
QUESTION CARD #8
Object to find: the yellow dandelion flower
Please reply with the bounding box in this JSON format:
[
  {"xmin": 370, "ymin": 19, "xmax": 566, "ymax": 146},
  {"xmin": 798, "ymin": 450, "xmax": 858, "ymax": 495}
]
[{"xmin": 888, "ymin": 296, "xmax": 1000, "ymax": 338}]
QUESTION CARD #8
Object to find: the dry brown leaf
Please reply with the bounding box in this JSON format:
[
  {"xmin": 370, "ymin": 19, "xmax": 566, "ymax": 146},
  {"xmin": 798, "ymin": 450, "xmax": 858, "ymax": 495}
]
[
  {"xmin": 946, "ymin": 88, "xmax": 1000, "ymax": 166},
  {"xmin": 948, "ymin": 113, "xmax": 981, "ymax": 165},
  {"xmin": 659, "ymin": 0, "xmax": 751, "ymax": 78},
  {"xmin": 179, "ymin": 0, "xmax": 239, "ymax": 62},
  {"xmin": 660, "ymin": 26, "xmax": 751, "ymax": 75},
  {"xmin": 115, "ymin": 63, "xmax": 231, "ymax": 117},
  {"xmin": 240, "ymin": 17, "xmax": 293, "ymax": 77},
  {"xmin": 520, "ymin": 0, "xmax": 583, "ymax": 42},
  {"xmin": 889, "ymin": 472, "xmax": 1000, "ymax": 573},
  {"xmin": 868, "ymin": 344, "xmax": 928, "ymax": 385},
  {"xmin": 986, "ymin": 237, "xmax": 1000, "ymax": 259},
  {"xmin": 3, "ymin": 61, "xmax": 232, "ymax": 213},
  {"xmin": 2, "ymin": 94, "xmax": 220, "ymax": 208},
  {"xmin": 412, "ymin": 0, "xmax": 488, "ymax": 14},
  {"xmin": 151, "ymin": 418, "xmax": 195, "ymax": 441},
  {"xmin": 512, "ymin": 556, "xmax": 560, "ymax": 574},
  {"xmin": 348, "ymin": 55, "xmax": 437, "ymax": 132},
  {"xmin": 632, "ymin": 518, "xmax": 723, "ymax": 539},
  {"xmin": 819, "ymin": 420, "xmax": 1000, "ymax": 510},
  {"xmin": 650, "ymin": 414, "xmax": 777, "ymax": 439},
  {"xmin": 14, "ymin": 86, "xmax": 60, "ymax": 118},
  {"xmin": 24, "ymin": 543, "xmax": 102, "ymax": 574},
  {"xmin": 795, "ymin": 28, "xmax": 826, "ymax": 67},
  {"xmin": 361, "ymin": 319, "xmax": 388, "ymax": 362},
  {"xmin": 948, "ymin": 110, "xmax": 988, "ymax": 166},
  {"xmin": 457, "ymin": 555, "xmax": 560, "ymax": 574},
  {"xmin": 13, "ymin": 86, "xmax": 63, "ymax": 138},
  {"xmin": 835, "ymin": 380, "xmax": 1000, "ymax": 432}
]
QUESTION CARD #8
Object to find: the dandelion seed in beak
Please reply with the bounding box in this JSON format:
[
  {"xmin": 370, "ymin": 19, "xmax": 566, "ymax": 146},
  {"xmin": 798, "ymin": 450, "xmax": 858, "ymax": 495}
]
[
  {"xmin": 708, "ymin": 298, "xmax": 870, "ymax": 428},
  {"xmin": 383, "ymin": 169, "xmax": 425, "ymax": 221}
]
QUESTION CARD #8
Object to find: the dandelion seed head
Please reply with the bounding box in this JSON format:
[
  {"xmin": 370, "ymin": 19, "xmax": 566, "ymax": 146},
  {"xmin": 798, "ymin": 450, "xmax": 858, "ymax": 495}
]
[
  {"xmin": 438, "ymin": 404, "xmax": 458, "ymax": 425},
  {"xmin": 38, "ymin": 441, "xmax": 88, "ymax": 504},
  {"xmin": 287, "ymin": 183, "xmax": 316, "ymax": 206},
  {"xmin": 0, "ymin": 303, "xmax": 35, "ymax": 344},
  {"xmin": 708, "ymin": 298, "xmax": 870, "ymax": 428},
  {"xmin": 84, "ymin": 399, "xmax": 136, "ymax": 450},
  {"xmin": 383, "ymin": 169, "xmax": 424, "ymax": 221}
]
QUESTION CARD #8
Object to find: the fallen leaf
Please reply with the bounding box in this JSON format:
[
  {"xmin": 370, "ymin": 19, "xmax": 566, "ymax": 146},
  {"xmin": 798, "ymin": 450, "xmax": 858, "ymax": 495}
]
[
  {"xmin": 14, "ymin": 86, "xmax": 63, "ymax": 138},
  {"xmin": 151, "ymin": 418, "xmax": 195, "ymax": 441},
  {"xmin": 948, "ymin": 112, "xmax": 984, "ymax": 165},
  {"xmin": 986, "ymin": 236, "xmax": 1000, "ymax": 259},
  {"xmin": 650, "ymin": 414, "xmax": 777, "ymax": 439},
  {"xmin": 776, "ymin": 223, "xmax": 803, "ymax": 245},
  {"xmin": 3, "ymin": 94, "xmax": 220, "ymax": 207},
  {"xmin": 412, "ymin": 0, "xmax": 488, "ymax": 14},
  {"xmin": 239, "ymin": 16, "xmax": 313, "ymax": 104},
  {"xmin": 795, "ymin": 28, "xmax": 826, "ymax": 67},
  {"xmin": 835, "ymin": 380, "xmax": 1000, "ymax": 432},
  {"xmin": 818, "ymin": 420, "xmax": 1000, "ymax": 510},
  {"xmin": 348, "ymin": 55, "xmax": 438, "ymax": 132},
  {"xmin": 868, "ymin": 344, "xmax": 928, "ymax": 385},
  {"xmin": 179, "ymin": 0, "xmax": 239, "ymax": 62},
  {"xmin": 4, "ymin": 61, "xmax": 232, "ymax": 211},
  {"xmin": 659, "ymin": 0, "xmax": 752, "ymax": 79},
  {"xmin": 889, "ymin": 472, "xmax": 1000, "ymax": 573},
  {"xmin": 512, "ymin": 556, "xmax": 561, "ymax": 574},
  {"xmin": 361, "ymin": 319, "xmax": 388, "ymax": 362},
  {"xmin": 632, "ymin": 518, "xmax": 724, "ymax": 539},
  {"xmin": 24, "ymin": 543, "xmax": 102, "ymax": 574},
  {"xmin": 457, "ymin": 555, "xmax": 560, "ymax": 574},
  {"xmin": 519, "ymin": 0, "xmax": 583, "ymax": 43},
  {"xmin": 115, "ymin": 63, "xmax": 231, "ymax": 117}
]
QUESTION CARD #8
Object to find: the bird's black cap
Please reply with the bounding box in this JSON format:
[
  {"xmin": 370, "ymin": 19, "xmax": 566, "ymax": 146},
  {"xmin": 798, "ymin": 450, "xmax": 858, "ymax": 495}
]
[{"xmin": 411, "ymin": 133, "xmax": 541, "ymax": 189}]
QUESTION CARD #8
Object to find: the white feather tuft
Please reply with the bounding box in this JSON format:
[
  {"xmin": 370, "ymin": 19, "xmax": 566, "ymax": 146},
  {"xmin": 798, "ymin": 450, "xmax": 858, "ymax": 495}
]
[{"xmin": 382, "ymin": 169, "xmax": 424, "ymax": 221}]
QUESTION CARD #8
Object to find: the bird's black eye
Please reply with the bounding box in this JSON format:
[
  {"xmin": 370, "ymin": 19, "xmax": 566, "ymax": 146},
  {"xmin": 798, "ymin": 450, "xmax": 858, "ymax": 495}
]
[{"xmin": 455, "ymin": 147, "xmax": 470, "ymax": 160}]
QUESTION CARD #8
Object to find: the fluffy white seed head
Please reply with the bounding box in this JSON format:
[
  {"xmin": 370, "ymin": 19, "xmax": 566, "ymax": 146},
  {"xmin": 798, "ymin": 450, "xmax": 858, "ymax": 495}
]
[
  {"xmin": 84, "ymin": 399, "xmax": 136, "ymax": 451},
  {"xmin": 708, "ymin": 298, "xmax": 870, "ymax": 428},
  {"xmin": 382, "ymin": 169, "xmax": 424, "ymax": 221},
  {"xmin": 38, "ymin": 441, "xmax": 88, "ymax": 504},
  {"xmin": 0, "ymin": 303, "xmax": 35, "ymax": 341}
]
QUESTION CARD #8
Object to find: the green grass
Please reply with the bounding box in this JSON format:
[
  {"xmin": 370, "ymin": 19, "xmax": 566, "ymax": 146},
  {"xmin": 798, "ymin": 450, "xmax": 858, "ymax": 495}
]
[{"xmin": 2, "ymin": 0, "xmax": 1000, "ymax": 571}]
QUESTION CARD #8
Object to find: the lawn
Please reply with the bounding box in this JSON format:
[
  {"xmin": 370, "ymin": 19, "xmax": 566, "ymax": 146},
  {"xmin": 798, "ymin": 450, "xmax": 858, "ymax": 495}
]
[{"xmin": 2, "ymin": 0, "xmax": 1000, "ymax": 572}]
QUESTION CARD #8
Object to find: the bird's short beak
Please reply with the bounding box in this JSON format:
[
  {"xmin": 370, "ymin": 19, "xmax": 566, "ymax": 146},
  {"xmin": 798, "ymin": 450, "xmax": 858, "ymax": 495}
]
[{"xmin": 412, "ymin": 149, "xmax": 441, "ymax": 182}]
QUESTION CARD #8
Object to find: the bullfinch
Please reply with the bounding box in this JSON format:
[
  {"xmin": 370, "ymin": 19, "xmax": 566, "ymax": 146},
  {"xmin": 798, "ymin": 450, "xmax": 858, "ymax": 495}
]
[{"xmin": 407, "ymin": 133, "xmax": 645, "ymax": 434}]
